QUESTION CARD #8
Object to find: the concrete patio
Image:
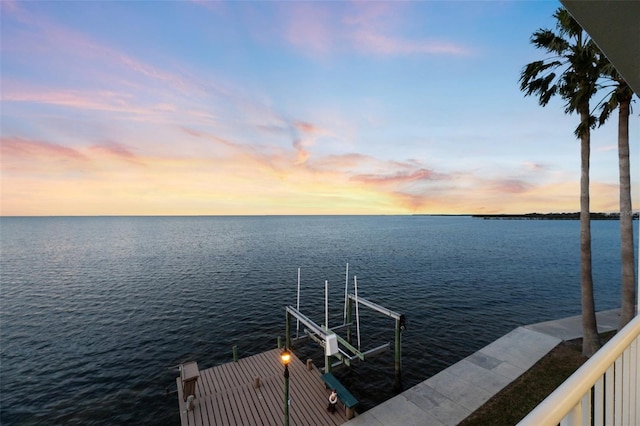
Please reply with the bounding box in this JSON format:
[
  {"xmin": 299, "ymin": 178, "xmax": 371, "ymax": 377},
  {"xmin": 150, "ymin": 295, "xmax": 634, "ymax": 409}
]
[{"xmin": 343, "ymin": 309, "xmax": 621, "ymax": 426}]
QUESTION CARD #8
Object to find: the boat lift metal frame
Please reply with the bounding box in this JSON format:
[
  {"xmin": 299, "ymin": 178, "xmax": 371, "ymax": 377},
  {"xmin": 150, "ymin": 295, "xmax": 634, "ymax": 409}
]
[
  {"xmin": 284, "ymin": 292, "xmax": 405, "ymax": 386},
  {"xmin": 345, "ymin": 293, "xmax": 406, "ymax": 387}
]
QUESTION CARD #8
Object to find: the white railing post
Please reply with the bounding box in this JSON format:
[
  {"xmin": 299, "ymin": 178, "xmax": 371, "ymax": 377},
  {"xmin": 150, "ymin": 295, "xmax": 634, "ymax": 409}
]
[
  {"xmin": 518, "ymin": 315, "xmax": 640, "ymax": 426},
  {"xmin": 604, "ymin": 365, "xmax": 614, "ymax": 425},
  {"xmin": 560, "ymin": 404, "xmax": 581, "ymax": 426},
  {"xmin": 593, "ymin": 376, "xmax": 604, "ymax": 426}
]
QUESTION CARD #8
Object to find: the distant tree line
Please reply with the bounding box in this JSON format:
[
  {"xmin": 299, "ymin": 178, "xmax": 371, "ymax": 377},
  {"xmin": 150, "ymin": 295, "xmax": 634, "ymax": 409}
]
[{"xmin": 473, "ymin": 212, "xmax": 639, "ymax": 220}]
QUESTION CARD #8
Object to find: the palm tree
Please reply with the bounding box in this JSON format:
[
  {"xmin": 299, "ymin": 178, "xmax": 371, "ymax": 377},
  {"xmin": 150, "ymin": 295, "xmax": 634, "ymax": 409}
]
[
  {"xmin": 519, "ymin": 7, "xmax": 602, "ymax": 356},
  {"xmin": 597, "ymin": 68, "xmax": 636, "ymax": 329}
]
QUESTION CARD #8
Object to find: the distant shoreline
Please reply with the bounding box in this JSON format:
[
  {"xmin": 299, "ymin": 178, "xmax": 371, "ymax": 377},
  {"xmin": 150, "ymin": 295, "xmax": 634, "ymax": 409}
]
[
  {"xmin": 1, "ymin": 212, "xmax": 638, "ymax": 219},
  {"xmin": 472, "ymin": 212, "xmax": 639, "ymax": 220}
]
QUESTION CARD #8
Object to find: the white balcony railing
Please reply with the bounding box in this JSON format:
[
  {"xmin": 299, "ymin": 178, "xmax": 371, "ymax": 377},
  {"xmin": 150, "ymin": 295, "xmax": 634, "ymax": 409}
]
[{"xmin": 518, "ymin": 314, "xmax": 640, "ymax": 426}]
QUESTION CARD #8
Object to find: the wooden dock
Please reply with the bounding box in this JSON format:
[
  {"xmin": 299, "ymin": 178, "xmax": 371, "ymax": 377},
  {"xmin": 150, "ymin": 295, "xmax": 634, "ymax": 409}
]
[{"xmin": 177, "ymin": 348, "xmax": 351, "ymax": 426}]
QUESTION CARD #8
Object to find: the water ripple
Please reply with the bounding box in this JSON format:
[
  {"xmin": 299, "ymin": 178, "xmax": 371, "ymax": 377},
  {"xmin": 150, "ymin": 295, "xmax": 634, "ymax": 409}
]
[{"xmin": 1, "ymin": 216, "xmax": 636, "ymax": 425}]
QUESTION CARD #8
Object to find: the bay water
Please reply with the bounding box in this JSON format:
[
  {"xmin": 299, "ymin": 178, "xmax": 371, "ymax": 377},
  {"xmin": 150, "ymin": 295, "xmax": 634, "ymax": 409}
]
[{"xmin": 1, "ymin": 215, "xmax": 637, "ymax": 425}]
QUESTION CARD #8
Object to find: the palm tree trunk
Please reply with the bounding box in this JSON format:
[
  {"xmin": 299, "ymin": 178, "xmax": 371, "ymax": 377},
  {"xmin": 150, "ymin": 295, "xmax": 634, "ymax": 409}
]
[
  {"xmin": 617, "ymin": 94, "xmax": 636, "ymax": 329},
  {"xmin": 580, "ymin": 107, "xmax": 600, "ymax": 357}
]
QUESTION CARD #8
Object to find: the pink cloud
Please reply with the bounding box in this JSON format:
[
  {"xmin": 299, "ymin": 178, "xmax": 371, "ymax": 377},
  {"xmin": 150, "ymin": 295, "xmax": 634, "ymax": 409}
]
[
  {"xmin": 2, "ymin": 137, "xmax": 145, "ymax": 177},
  {"xmin": 179, "ymin": 126, "xmax": 246, "ymax": 151},
  {"xmin": 285, "ymin": 3, "xmax": 334, "ymax": 56},
  {"xmin": 3, "ymin": 87, "xmax": 137, "ymax": 113},
  {"xmin": 351, "ymin": 30, "xmax": 470, "ymax": 56},
  {"xmin": 345, "ymin": 2, "xmax": 469, "ymax": 56},
  {"xmin": 313, "ymin": 153, "xmax": 375, "ymax": 170},
  {"xmin": 288, "ymin": 120, "xmax": 333, "ymax": 165},
  {"xmin": 352, "ymin": 168, "xmax": 438, "ymax": 185},
  {"xmin": 2, "ymin": 137, "xmax": 87, "ymax": 162},
  {"xmin": 295, "ymin": 121, "xmax": 322, "ymax": 134},
  {"xmin": 2, "ymin": 84, "xmax": 189, "ymax": 129},
  {"xmin": 88, "ymin": 141, "xmax": 141, "ymax": 164},
  {"xmin": 281, "ymin": 2, "xmax": 470, "ymax": 58},
  {"xmin": 3, "ymin": 2, "xmax": 196, "ymax": 96},
  {"xmin": 490, "ymin": 178, "xmax": 533, "ymax": 194},
  {"xmin": 523, "ymin": 162, "xmax": 547, "ymax": 171},
  {"xmin": 1, "ymin": 137, "xmax": 90, "ymax": 176},
  {"xmin": 180, "ymin": 126, "xmax": 206, "ymax": 139},
  {"xmin": 0, "ymin": 0, "xmax": 19, "ymax": 14}
]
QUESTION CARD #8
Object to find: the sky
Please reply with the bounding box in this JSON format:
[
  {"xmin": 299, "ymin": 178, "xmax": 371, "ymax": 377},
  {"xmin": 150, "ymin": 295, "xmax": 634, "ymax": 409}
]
[{"xmin": 1, "ymin": 0, "xmax": 637, "ymax": 216}]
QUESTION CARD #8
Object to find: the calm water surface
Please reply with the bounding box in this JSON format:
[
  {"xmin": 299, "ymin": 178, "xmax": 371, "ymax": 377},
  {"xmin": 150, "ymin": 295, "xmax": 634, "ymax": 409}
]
[{"xmin": 1, "ymin": 216, "xmax": 637, "ymax": 425}]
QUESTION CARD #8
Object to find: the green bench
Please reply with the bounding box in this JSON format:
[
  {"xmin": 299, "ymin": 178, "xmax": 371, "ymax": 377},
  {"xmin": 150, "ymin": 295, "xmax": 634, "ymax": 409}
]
[{"xmin": 320, "ymin": 372, "xmax": 358, "ymax": 419}]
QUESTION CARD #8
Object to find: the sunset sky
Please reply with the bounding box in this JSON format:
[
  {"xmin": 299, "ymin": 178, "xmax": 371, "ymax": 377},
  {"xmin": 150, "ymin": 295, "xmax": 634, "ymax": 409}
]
[{"xmin": 1, "ymin": 0, "xmax": 637, "ymax": 216}]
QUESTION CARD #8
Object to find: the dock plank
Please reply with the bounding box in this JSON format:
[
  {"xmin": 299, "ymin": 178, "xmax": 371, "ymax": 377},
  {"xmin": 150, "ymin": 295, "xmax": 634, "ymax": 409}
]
[
  {"xmin": 237, "ymin": 359, "xmax": 278, "ymax": 425},
  {"xmin": 243, "ymin": 352, "xmax": 284, "ymax": 424},
  {"xmin": 244, "ymin": 360, "xmax": 284, "ymax": 424},
  {"xmin": 198, "ymin": 369, "xmax": 218, "ymax": 425},
  {"xmin": 212, "ymin": 364, "xmax": 235, "ymax": 424},
  {"xmin": 177, "ymin": 348, "xmax": 352, "ymax": 426}
]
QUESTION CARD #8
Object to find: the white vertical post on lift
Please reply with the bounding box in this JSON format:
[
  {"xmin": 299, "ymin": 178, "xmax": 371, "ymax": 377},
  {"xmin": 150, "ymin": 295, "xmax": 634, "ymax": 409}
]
[
  {"xmin": 354, "ymin": 276, "xmax": 361, "ymax": 351},
  {"xmin": 343, "ymin": 263, "xmax": 349, "ymax": 324},
  {"xmin": 325, "ymin": 280, "xmax": 329, "ymax": 331},
  {"xmin": 296, "ymin": 268, "xmax": 301, "ymax": 338},
  {"xmin": 324, "ymin": 279, "xmax": 330, "ymax": 373}
]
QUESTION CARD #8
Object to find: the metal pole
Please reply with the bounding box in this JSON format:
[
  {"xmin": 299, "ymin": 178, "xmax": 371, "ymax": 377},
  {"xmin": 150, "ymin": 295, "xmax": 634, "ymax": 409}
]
[
  {"xmin": 354, "ymin": 276, "xmax": 361, "ymax": 351},
  {"xmin": 394, "ymin": 318, "xmax": 402, "ymax": 390},
  {"xmin": 284, "ymin": 364, "xmax": 290, "ymax": 426},
  {"xmin": 346, "ymin": 297, "xmax": 352, "ymax": 345},
  {"xmin": 296, "ymin": 268, "xmax": 301, "ymax": 338},
  {"xmin": 325, "ymin": 280, "xmax": 330, "ymax": 374},
  {"xmin": 343, "ymin": 263, "xmax": 349, "ymax": 324},
  {"xmin": 285, "ymin": 310, "xmax": 291, "ymax": 349},
  {"xmin": 325, "ymin": 280, "xmax": 329, "ymax": 331}
]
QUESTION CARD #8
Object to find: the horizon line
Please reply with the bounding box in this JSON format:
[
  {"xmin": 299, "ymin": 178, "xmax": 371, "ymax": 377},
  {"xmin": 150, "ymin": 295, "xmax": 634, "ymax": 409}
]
[{"xmin": 2, "ymin": 211, "xmax": 638, "ymax": 219}]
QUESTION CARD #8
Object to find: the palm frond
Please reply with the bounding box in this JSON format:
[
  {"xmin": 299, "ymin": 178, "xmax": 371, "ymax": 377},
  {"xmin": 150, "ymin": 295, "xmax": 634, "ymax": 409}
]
[
  {"xmin": 555, "ymin": 8, "xmax": 584, "ymax": 40},
  {"xmin": 531, "ymin": 29, "xmax": 570, "ymax": 54},
  {"xmin": 573, "ymin": 114, "xmax": 597, "ymax": 138}
]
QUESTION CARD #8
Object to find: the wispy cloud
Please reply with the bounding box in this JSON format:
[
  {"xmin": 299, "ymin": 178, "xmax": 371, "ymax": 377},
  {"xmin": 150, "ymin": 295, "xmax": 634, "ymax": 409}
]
[
  {"xmin": 351, "ymin": 31, "xmax": 470, "ymax": 56},
  {"xmin": 3, "ymin": 3, "xmax": 188, "ymax": 90},
  {"xmin": 285, "ymin": 3, "xmax": 335, "ymax": 57},
  {"xmin": 523, "ymin": 162, "xmax": 548, "ymax": 171},
  {"xmin": 1, "ymin": 1, "xmax": 628, "ymax": 216},
  {"xmin": 352, "ymin": 168, "xmax": 439, "ymax": 185},
  {"xmin": 87, "ymin": 141, "xmax": 142, "ymax": 165},
  {"xmin": 2, "ymin": 137, "xmax": 87, "ymax": 163},
  {"xmin": 281, "ymin": 1, "xmax": 470, "ymax": 58},
  {"xmin": 1, "ymin": 129, "xmax": 623, "ymax": 216},
  {"xmin": 4, "ymin": 87, "xmax": 138, "ymax": 113},
  {"xmin": 489, "ymin": 178, "xmax": 533, "ymax": 194}
]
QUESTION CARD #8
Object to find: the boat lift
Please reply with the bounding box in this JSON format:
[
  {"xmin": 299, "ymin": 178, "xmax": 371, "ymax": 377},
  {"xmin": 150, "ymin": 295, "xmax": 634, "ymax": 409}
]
[{"xmin": 284, "ymin": 265, "xmax": 406, "ymax": 387}]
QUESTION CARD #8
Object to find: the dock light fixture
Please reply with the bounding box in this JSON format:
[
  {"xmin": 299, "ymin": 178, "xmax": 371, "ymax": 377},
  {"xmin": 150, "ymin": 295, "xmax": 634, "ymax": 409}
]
[
  {"xmin": 281, "ymin": 349, "xmax": 291, "ymax": 366},
  {"xmin": 281, "ymin": 348, "xmax": 291, "ymax": 426}
]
